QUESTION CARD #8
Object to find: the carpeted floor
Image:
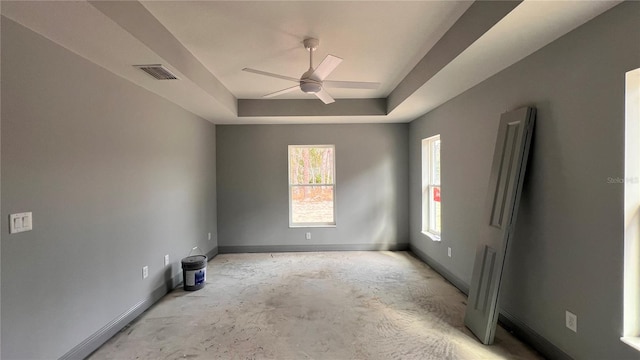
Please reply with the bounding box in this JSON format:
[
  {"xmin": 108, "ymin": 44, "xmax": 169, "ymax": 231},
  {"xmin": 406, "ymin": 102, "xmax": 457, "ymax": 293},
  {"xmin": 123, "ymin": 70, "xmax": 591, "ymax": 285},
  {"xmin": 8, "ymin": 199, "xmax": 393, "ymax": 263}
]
[{"xmin": 89, "ymin": 251, "xmax": 542, "ymax": 359}]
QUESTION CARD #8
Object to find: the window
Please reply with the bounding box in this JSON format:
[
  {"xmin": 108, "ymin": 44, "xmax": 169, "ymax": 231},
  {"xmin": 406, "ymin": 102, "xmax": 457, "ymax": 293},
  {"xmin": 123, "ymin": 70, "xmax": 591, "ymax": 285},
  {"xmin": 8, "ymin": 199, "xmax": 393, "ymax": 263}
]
[
  {"xmin": 288, "ymin": 145, "xmax": 336, "ymax": 227},
  {"xmin": 422, "ymin": 135, "xmax": 441, "ymax": 240},
  {"xmin": 623, "ymin": 68, "xmax": 640, "ymax": 351}
]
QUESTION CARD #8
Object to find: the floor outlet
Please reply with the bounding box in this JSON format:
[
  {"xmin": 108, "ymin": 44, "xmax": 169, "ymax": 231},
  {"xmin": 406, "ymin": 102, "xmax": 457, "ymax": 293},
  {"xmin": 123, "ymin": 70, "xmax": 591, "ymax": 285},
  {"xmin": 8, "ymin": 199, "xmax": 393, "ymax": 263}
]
[
  {"xmin": 142, "ymin": 266, "xmax": 149, "ymax": 279},
  {"xmin": 305, "ymin": 232, "xmax": 311, "ymax": 240},
  {"xmin": 164, "ymin": 255, "xmax": 170, "ymax": 266},
  {"xmin": 448, "ymin": 247, "xmax": 452, "ymax": 258},
  {"xmin": 566, "ymin": 310, "xmax": 577, "ymax": 332}
]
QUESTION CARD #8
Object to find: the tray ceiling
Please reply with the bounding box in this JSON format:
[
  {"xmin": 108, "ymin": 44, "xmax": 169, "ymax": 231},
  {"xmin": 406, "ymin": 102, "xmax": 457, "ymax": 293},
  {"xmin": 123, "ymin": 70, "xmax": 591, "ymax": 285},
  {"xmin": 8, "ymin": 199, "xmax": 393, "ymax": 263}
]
[{"xmin": 1, "ymin": 0, "xmax": 620, "ymax": 124}]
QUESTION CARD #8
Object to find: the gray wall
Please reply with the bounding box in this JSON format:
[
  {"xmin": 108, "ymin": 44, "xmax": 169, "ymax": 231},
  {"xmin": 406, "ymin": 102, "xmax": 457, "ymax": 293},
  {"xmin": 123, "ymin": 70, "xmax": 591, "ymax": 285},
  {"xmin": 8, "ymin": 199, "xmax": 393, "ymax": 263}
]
[
  {"xmin": 1, "ymin": 18, "xmax": 217, "ymax": 359},
  {"xmin": 409, "ymin": 3, "xmax": 640, "ymax": 359},
  {"xmin": 0, "ymin": 5, "xmax": 3, "ymax": 358},
  {"xmin": 217, "ymin": 124, "xmax": 408, "ymax": 252}
]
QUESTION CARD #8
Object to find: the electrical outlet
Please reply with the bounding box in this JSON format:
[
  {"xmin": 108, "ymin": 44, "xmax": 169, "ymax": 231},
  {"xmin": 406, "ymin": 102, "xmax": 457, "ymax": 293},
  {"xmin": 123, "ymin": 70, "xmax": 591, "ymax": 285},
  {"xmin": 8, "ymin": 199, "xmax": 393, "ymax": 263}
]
[
  {"xmin": 208, "ymin": 232, "xmax": 211, "ymax": 240},
  {"xmin": 305, "ymin": 232, "xmax": 311, "ymax": 240},
  {"xmin": 164, "ymin": 254, "xmax": 170, "ymax": 266},
  {"xmin": 448, "ymin": 247, "xmax": 452, "ymax": 258},
  {"xmin": 566, "ymin": 310, "xmax": 577, "ymax": 332},
  {"xmin": 142, "ymin": 266, "xmax": 149, "ymax": 279}
]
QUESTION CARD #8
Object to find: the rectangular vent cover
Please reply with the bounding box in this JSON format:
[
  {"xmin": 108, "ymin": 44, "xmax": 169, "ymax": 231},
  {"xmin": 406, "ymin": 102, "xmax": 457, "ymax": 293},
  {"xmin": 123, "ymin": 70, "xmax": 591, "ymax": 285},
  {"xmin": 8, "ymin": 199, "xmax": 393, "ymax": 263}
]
[{"xmin": 134, "ymin": 64, "xmax": 178, "ymax": 80}]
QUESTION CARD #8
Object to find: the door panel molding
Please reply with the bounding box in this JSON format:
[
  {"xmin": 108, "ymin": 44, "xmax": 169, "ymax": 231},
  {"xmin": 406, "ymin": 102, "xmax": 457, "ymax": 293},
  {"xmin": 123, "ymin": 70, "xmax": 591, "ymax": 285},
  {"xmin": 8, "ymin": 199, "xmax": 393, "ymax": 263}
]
[{"xmin": 464, "ymin": 107, "xmax": 536, "ymax": 344}]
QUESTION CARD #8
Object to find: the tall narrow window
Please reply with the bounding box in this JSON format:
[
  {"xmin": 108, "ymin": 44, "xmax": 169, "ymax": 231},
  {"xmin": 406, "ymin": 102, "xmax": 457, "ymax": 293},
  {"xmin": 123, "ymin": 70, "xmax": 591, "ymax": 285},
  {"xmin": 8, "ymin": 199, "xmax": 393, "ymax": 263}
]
[
  {"xmin": 289, "ymin": 145, "xmax": 336, "ymax": 227},
  {"xmin": 422, "ymin": 135, "xmax": 441, "ymax": 240},
  {"xmin": 623, "ymin": 68, "xmax": 640, "ymax": 351}
]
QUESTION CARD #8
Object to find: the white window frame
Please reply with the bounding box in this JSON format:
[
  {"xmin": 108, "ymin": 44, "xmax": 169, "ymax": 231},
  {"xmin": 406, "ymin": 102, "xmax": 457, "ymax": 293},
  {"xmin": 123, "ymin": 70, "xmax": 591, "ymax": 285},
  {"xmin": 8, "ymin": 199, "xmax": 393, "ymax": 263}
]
[
  {"xmin": 422, "ymin": 135, "xmax": 441, "ymax": 241},
  {"xmin": 622, "ymin": 68, "xmax": 640, "ymax": 352},
  {"xmin": 288, "ymin": 144, "xmax": 336, "ymax": 228}
]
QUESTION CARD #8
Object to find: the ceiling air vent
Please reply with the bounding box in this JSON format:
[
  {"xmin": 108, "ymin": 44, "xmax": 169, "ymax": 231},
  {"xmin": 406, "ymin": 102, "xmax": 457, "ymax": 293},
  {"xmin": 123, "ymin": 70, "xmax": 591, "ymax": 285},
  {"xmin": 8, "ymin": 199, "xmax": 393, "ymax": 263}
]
[{"xmin": 134, "ymin": 64, "xmax": 179, "ymax": 80}]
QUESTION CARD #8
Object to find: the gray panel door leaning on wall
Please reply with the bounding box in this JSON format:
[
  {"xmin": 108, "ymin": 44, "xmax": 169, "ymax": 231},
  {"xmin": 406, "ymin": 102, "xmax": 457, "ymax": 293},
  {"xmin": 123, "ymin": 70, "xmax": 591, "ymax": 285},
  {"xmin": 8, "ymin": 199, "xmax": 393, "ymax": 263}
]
[{"xmin": 464, "ymin": 107, "xmax": 536, "ymax": 344}]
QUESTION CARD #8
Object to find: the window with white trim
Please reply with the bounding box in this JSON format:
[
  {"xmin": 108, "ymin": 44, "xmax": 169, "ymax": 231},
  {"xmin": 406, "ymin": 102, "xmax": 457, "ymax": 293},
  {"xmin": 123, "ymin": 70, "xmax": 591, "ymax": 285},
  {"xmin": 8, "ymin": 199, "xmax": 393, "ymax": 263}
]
[
  {"xmin": 288, "ymin": 145, "xmax": 336, "ymax": 227},
  {"xmin": 422, "ymin": 135, "xmax": 441, "ymax": 240},
  {"xmin": 622, "ymin": 68, "xmax": 640, "ymax": 352}
]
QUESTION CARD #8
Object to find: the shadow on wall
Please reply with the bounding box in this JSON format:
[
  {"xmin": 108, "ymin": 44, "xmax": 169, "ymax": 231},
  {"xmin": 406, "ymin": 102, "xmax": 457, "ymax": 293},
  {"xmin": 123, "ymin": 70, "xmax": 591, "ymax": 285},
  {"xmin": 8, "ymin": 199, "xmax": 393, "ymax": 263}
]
[{"xmin": 341, "ymin": 154, "xmax": 399, "ymax": 247}]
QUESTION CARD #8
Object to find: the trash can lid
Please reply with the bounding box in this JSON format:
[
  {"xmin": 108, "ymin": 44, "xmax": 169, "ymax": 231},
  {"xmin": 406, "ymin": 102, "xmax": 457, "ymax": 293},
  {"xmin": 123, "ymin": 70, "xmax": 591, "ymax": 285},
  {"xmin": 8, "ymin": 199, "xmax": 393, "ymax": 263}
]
[{"xmin": 181, "ymin": 255, "xmax": 207, "ymax": 266}]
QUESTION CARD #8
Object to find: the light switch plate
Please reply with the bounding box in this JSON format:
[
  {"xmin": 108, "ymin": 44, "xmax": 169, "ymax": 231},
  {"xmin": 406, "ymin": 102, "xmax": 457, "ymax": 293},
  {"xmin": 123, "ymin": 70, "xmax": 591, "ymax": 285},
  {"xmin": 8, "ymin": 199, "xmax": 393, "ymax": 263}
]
[
  {"xmin": 10, "ymin": 212, "xmax": 33, "ymax": 234},
  {"xmin": 566, "ymin": 310, "xmax": 577, "ymax": 332}
]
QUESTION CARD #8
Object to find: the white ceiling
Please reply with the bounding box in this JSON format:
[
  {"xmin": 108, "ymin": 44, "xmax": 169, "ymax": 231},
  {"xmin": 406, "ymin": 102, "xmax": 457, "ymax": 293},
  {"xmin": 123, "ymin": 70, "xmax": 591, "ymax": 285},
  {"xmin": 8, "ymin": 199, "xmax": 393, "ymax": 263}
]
[
  {"xmin": 1, "ymin": 0, "xmax": 621, "ymax": 124},
  {"xmin": 141, "ymin": 1, "xmax": 472, "ymax": 99}
]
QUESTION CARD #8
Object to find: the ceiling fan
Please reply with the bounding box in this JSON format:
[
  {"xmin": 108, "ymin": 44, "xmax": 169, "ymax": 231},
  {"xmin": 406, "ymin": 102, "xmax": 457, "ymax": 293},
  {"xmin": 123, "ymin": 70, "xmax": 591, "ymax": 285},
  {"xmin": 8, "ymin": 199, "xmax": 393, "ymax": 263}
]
[{"xmin": 242, "ymin": 38, "xmax": 380, "ymax": 104}]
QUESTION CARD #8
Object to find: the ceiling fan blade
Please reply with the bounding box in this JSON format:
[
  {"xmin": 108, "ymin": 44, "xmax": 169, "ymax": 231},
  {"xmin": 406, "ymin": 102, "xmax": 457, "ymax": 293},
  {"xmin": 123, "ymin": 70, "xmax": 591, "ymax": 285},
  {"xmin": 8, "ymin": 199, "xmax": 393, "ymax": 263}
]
[
  {"xmin": 243, "ymin": 68, "xmax": 299, "ymax": 83},
  {"xmin": 323, "ymin": 80, "xmax": 380, "ymax": 89},
  {"xmin": 314, "ymin": 88, "xmax": 335, "ymax": 104},
  {"xmin": 263, "ymin": 85, "xmax": 300, "ymax": 98},
  {"xmin": 310, "ymin": 55, "xmax": 343, "ymax": 81}
]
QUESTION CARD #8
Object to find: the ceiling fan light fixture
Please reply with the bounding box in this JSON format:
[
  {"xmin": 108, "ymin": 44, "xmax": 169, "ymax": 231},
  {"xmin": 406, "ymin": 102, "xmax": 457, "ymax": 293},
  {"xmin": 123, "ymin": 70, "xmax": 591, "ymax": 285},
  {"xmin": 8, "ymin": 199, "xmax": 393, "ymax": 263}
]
[{"xmin": 300, "ymin": 81, "xmax": 322, "ymax": 94}]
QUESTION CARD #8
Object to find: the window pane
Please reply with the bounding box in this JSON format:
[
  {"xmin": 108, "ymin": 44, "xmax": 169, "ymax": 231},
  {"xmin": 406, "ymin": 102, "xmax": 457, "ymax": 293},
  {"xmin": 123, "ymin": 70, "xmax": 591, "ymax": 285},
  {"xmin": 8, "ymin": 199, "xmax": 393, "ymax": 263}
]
[
  {"xmin": 291, "ymin": 185, "xmax": 334, "ymax": 224},
  {"xmin": 432, "ymin": 139, "xmax": 441, "ymax": 185},
  {"xmin": 429, "ymin": 185, "xmax": 441, "ymax": 234},
  {"xmin": 290, "ymin": 147, "xmax": 334, "ymax": 185}
]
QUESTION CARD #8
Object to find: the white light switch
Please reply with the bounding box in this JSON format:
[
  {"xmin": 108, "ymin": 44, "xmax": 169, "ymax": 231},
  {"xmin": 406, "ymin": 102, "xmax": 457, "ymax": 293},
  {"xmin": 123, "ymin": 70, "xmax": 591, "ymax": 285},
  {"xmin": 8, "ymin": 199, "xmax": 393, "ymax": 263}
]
[
  {"xmin": 10, "ymin": 212, "xmax": 33, "ymax": 234},
  {"xmin": 22, "ymin": 215, "xmax": 31, "ymax": 229}
]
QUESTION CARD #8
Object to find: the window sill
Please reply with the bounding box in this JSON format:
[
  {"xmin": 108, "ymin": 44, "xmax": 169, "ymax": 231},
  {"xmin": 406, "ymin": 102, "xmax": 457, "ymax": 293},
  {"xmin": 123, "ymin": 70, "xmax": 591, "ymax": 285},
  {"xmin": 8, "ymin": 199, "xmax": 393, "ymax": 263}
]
[
  {"xmin": 422, "ymin": 231, "xmax": 441, "ymax": 242},
  {"xmin": 621, "ymin": 337, "xmax": 640, "ymax": 352},
  {"xmin": 290, "ymin": 224, "xmax": 336, "ymax": 228}
]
